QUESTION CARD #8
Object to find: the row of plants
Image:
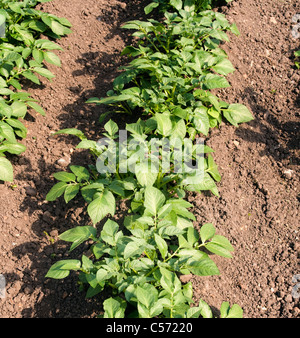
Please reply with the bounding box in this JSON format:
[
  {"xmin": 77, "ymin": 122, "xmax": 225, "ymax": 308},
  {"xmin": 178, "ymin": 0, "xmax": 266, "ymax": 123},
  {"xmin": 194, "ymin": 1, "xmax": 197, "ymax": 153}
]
[
  {"xmin": 0, "ymin": 0, "xmax": 71, "ymax": 182},
  {"xmin": 45, "ymin": 0, "xmax": 253, "ymax": 318}
]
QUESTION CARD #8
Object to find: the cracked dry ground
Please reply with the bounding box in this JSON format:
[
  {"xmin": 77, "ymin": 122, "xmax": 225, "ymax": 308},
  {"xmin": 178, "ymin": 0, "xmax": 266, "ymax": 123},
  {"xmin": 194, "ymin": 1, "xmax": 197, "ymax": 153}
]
[{"xmin": 0, "ymin": 0, "xmax": 299, "ymax": 318}]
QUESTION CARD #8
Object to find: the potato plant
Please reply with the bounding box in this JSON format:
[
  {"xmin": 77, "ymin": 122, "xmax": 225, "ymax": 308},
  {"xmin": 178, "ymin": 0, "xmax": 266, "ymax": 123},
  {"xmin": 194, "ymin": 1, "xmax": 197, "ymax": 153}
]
[
  {"xmin": 0, "ymin": 0, "xmax": 71, "ymax": 182},
  {"xmin": 46, "ymin": 0, "xmax": 252, "ymax": 318}
]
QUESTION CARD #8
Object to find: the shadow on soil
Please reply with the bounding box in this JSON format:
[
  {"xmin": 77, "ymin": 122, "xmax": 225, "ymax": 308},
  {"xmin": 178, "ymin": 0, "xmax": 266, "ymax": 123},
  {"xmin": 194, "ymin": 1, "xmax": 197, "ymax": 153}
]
[{"xmin": 234, "ymin": 86, "xmax": 299, "ymax": 166}]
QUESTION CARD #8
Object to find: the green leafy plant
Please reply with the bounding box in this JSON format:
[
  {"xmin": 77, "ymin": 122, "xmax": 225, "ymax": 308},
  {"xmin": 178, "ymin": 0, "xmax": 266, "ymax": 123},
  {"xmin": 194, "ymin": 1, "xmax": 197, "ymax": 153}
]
[
  {"xmin": 46, "ymin": 0, "xmax": 252, "ymax": 318},
  {"xmin": 46, "ymin": 119, "xmax": 221, "ymax": 225},
  {"xmin": 46, "ymin": 214, "xmax": 241, "ymax": 318},
  {"xmin": 87, "ymin": 2, "xmax": 251, "ymax": 135},
  {"xmin": 0, "ymin": 0, "xmax": 71, "ymax": 182},
  {"xmin": 144, "ymin": 0, "xmax": 232, "ymax": 15}
]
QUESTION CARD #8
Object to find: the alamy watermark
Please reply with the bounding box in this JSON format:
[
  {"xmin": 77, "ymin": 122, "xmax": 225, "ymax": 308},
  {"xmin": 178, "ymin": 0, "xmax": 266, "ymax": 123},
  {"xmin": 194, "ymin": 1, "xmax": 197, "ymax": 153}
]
[
  {"xmin": 0, "ymin": 14, "xmax": 5, "ymax": 38},
  {"xmin": 94, "ymin": 131, "xmax": 205, "ymax": 183},
  {"xmin": 292, "ymin": 274, "xmax": 300, "ymax": 299},
  {"xmin": 292, "ymin": 14, "xmax": 300, "ymax": 39},
  {"xmin": 0, "ymin": 274, "xmax": 5, "ymax": 299}
]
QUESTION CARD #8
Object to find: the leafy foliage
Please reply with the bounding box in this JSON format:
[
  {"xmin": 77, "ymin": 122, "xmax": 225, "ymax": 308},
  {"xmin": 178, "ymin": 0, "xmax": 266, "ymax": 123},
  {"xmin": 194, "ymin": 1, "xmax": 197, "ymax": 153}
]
[
  {"xmin": 0, "ymin": 0, "xmax": 71, "ymax": 181},
  {"xmin": 45, "ymin": 0, "xmax": 251, "ymax": 318}
]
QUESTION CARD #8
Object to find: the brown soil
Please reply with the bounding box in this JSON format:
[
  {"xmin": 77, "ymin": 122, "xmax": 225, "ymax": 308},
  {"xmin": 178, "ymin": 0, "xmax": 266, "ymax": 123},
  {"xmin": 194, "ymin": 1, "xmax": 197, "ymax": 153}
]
[{"xmin": 0, "ymin": 0, "xmax": 299, "ymax": 318}]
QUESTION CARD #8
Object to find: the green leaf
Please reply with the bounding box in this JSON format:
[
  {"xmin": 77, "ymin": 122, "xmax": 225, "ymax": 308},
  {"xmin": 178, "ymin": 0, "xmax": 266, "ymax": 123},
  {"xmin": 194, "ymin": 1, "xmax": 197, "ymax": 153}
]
[
  {"xmin": 52, "ymin": 171, "xmax": 76, "ymax": 182},
  {"xmin": 135, "ymin": 161, "xmax": 158, "ymax": 187},
  {"xmin": 33, "ymin": 67, "xmax": 55, "ymax": 80},
  {"xmin": 197, "ymin": 299, "xmax": 213, "ymax": 318},
  {"xmin": 50, "ymin": 19, "xmax": 71, "ymax": 36},
  {"xmin": 87, "ymin": 190, "xmax": 116, "ymax": 224},
  {"xmin": 187, "ymin": 227, "xmax": 199, "ymax": 246},
  {"xmin": 0, "ymin": 123, "xmax": 16, "ymax": 143},
  {"xmin": 185, "ymin": 172, "xmax": 219, "ymax": 196},
  {"xmin": 154, "ymin": 234, "xmax": 168, "ymax": 259},
  {"xmin": 230, "ymin": 23, "xmax": 240, "ymax": 36},
  {"xmin": 35, "ymin": 39, "xmax": 63, "ymax": 50},
  {"xmin": 11, "ymin": 101, "xmax": 27, "ymax": 118},
  {"xmin": 32, "ymin": 49, "xmax": 44, "ymax": 64},
  {"xmin": 223, "ymin": 104, "xmax": 254, "ymax": 126},
  {"xmin": 136, "ymin": 283, "xmax": 157, "ymax": 309},
  {"xmin": 156, "ymin": 113, "xmax": 173, "ymax": 137},
  {"xmin": 64, "ymin": 184, "xmax": 80, "ymax": 203},
  {"xmin": 27, "ymin": 102, "xmax": 46, "ymax": 116},
  {"xmin": 160, "ymin": 267, "xmax": 181, "ymax": 294},
  {"xmin": 22, "ymin": 71, "xmax": 41, "ymax": 85},
  {"xmin": 170, "ymin": 0, "xmax": 183, "ymax": 10},
  {"xmin": 203, "ymin": 74, "xmax": 230, "ymax": 90},
  {"xmin": 193, "ymin": 107, "xmax": 210, "ymax": 136},
  {"xmin": 124, "ymin": 241, "xmax": 143, "ymax": 259},
  {"xmin": 54, "ymin": 128, "xmax": 85, "ymax": 139},
  {"xmin": 213, "ymin": 58, "xmax": 235, "ymax": 76},
  {"xmin": 59, "ymin": 226, "xmax": 97, "ymax": 251},
  {"xmin": 0, "ymin": 142, "xmax": 26, "ymax": 155},
  {"xmin": 225, "ymin": 304, "xmax": 243, "ymax": 318},
  {"xmin": 200, "ymin": 223, "xmax": 216, "ymax": 243},
  {"xmin": 144, "ymin": 186, "xmax": 166, "ymax": 216},
  {"xmin": 0, "ymin": 88, "xmax": 14, "ymax": 96},
  {"xmin": 104, "ymin": 119, "xmax": 118, "ymax": 136},
  {"xmin": 96, "ymin": 268, "xmax": 108, "ymax": 283},
  {"xmin": 103, "ymin": 297, "xmax": 126, "ymax": 318},
  {"xmin": 0, "ymin": 157, "xmax": 13, "ymax": 182},
  {"xmin": 0, "ymin": 102, "xmax": 13, "ymax": 118},
  {"xmin": 45, "ymin": 259, "xmax": 81, "ymax": 279},
  {"xmin": 144, "ymin": 2, "xmax": 159, "ymax": 14},
  {"xmin": 29, "ymin": 20, "xmax": 47, "ymax": 32},
  {"xmin": 206, "ymin": 154, "xmax": 221, "ymax": 182},
  {"xmin": 205, "ymin": 242, "xmax": 232, "ymax": 258},
  {"xmin": 46, "ymin": 181, "xmax": 68, "ymax": 201},
  {"xmin": 69, "ymin": 165, "xmax": 90, "ymax": 182},
  {"xmin": 220, "ymin": 302, "xmax": 243, "ymax": 318},
  {"xmin": 210, "ymin": 234, "xmax": 234, "ymax": 251},
  {"xmin": 101, "ymin": 219, "xmax": 119, "ymax": 246},
  {"xmin": 186, "ymin": 258, "xmax": 220, "ymax": 276},
  {"xmin": 8, "ymin": 3, "xmax": 23, "ymax": 14},
  {"xmin": 43, "ymin": 51, "xmax": 61, "ymax": 66},
  {"xmin": 220, "ymin": 301, "xmax": 230, "ymax": 318},
  {"xmin": 8, "ymin": 79, "xmax": 22, "ymax": 90}
]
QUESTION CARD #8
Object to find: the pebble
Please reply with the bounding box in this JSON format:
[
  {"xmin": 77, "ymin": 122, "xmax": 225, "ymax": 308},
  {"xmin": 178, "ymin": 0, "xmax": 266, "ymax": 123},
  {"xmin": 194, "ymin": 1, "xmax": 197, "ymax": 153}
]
[
  {"xmin": 24, "ymin": 186, "xmax": 37, "ymax": 197},
  {"xmin": 57, "ymin": 158, "xmax": 70, "ymax": 167},
  {"xmin": 270, "ymin": 17, "xmax": 277, "ymax": 24},
  {"xmin": 283, "ymin": 169, "xmax": 293, "ymax": 180},
  {"xmin": 42, "ymin": 211, "xmax": 54, "ymax": 224}
]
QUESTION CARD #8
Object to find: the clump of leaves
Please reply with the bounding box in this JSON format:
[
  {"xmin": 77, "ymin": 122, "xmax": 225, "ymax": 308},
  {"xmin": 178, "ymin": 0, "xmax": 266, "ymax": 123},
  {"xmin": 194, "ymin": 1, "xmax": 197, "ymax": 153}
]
[
  {"xmin": 144, "ymin": 0, "xmax": 233, "ymax": 15},
  {"xmin": 0, "ymin": 0, "xmax": 71, "ymax": 182},
  {"xmin": 45, "ymin": 120, "xmax": 222, "ymax": 225},
  {"xmin": 46, "ymin": 215, "xmax": 242, "ymax": 318},
  {"xmin": 45, "ymin": 0, "xmax": 250, "ymax": 318},
  {"xmin": 87, "ymin": 1, "xmax": 252, "ymax": 135}
]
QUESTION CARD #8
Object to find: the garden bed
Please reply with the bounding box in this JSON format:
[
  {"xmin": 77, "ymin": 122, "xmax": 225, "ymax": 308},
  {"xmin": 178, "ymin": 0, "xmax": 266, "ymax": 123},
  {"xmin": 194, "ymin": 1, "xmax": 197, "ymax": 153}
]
[{"xmin": 0, "ymin": 0, "xmax": 299, "ymax": 318}]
